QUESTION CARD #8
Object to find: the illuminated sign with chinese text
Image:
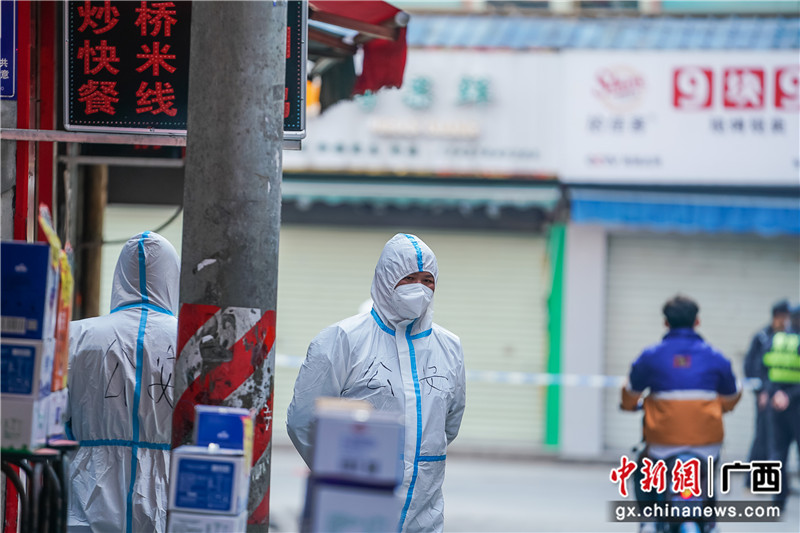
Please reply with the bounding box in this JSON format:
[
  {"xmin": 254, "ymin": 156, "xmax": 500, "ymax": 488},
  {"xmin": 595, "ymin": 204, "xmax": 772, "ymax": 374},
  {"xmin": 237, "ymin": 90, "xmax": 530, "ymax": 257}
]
[
  {"xmin": 65, "ymin": 0, "xmax": 192, "ymax": 133},
  {"xmin": 284, "ymin": 0, "xmax": 306, "ymax": 140},
  {"xmin": 65, "ymin": 0, "xmax": 306, "ymax": 138}
]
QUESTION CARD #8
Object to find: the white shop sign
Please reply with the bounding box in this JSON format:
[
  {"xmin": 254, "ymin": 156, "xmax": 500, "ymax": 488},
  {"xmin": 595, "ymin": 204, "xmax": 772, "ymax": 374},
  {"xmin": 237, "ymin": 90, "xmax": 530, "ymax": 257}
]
[
  {"xmin": 283, "ymin": 49, "xmax": 559, "ymax": 178},
  {"xmin": 559, "ymin": 50, "xmax": 799, "ymax": 185}
]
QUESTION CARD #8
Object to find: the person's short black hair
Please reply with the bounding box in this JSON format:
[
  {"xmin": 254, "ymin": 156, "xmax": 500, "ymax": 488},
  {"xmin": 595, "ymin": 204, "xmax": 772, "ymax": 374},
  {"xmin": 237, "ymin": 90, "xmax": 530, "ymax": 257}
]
[
  {"xmin": 772, "ymin": 299, "xmax": 790, "ymax": 317},
  {"xmin": 663, "ymin": 295, "xmax": 699, "ymax": 329}
]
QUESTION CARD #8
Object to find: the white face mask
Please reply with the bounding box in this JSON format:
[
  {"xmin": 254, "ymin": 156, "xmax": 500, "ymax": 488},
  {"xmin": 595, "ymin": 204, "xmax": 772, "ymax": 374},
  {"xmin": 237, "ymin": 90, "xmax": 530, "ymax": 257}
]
[{"xmin": 391, "ymin": 283, "xmax": 434, "ymax": 321}]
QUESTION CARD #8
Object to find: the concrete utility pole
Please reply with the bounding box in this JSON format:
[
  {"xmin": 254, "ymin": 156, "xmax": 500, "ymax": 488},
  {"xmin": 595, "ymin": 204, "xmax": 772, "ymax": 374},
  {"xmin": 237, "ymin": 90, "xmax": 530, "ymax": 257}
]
[{"xmin": 172, "ymin": 2, "xmax": 286, "ymax": 530}]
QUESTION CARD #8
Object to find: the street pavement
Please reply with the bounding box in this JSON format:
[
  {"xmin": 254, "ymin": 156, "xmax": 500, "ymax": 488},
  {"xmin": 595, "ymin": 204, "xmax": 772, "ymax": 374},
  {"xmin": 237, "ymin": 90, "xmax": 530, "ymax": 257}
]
[{"xmin": 268, "ymin": 443, "xmax": 799, "ymax": 533}]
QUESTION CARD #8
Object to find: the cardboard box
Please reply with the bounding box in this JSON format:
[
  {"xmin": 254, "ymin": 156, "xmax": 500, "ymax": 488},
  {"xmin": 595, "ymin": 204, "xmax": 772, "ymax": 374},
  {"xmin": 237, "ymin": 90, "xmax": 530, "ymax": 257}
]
[
  {"xmin": 1, "ymin": 338, "xmax": 55, "ymax": 399},
  {"xmin": 1, "ymin": 241, "xmax": 59, "ymax": 342},
  {"xmin": 167, "ymin": 510, "xmax": 247, "ymax": 533},
  {"xmin": 169, "ymin": 445, "xmax": 250, "ymax": 515},
  {"xmin": 1, "ymin": 396, "xmax": 49, "ymax": 451},
  {"xmin": 46, "ymin": 387, "xmax": 69, "ymax": 441},
  {"xmin": 194, "ymin": 405, "xmax": 253, "ymax": 452},
  {"xmin": 308, "ymin": 482, "xmax": 401, "ymax": 533},
  {"xmin": 312, "ymin": 400, "xmax": 404, "ymax": 487}
]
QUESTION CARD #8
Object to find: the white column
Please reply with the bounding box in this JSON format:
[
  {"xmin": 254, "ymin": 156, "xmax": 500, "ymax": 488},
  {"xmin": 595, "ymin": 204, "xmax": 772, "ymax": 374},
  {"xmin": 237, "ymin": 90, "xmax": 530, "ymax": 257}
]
[{"xmin": 559, "ymin": 224, "xmax": 608, "ymax": 459}]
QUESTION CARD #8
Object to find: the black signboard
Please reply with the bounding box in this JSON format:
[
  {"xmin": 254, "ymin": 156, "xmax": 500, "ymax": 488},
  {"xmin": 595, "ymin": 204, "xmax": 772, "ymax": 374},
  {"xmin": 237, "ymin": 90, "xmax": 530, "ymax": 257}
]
[
  {"xmin": 284, "ymin": 0, "xmax": 306, "ymax": 139},
  {"xmin": 65, "ymin": 1, "xmax": 306, "ymax": 138},
  {"xmin": 65, "ymin": 1, "xmax": 192, "ymax": 133}
]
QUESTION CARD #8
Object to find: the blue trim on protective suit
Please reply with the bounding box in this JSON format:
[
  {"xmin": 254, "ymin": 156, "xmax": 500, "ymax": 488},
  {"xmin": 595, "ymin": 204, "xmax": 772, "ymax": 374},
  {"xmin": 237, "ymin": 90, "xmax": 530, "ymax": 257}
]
[
  {"xmin": 111, "ymin": 301, "xmax": 174, "ymax": 316},
  {"xmin": 65, "ymin": 420, "xmax": 75, "ymax": 441},
  {"xmin": 126, "ymin": 232, "xmax": 150, "ymax": 533},
  {"xmin": 399, "ymin": 321, "xmax": 423, "ymax": 532},
  {"xmin": 418, "ymin": 455, "xmax": 446, "ymax": 462},
  {"xmin": 403, "ymin": 234, "xmax": 425, "ymax": 272},
  {"xmin": 137, "ymin": 232, "xmax": 150, "ymax": 303},
  {"xmin": 80, "ymin": 439, "xmax": 171, "ymax": 451},
  {"xmin": 371, "ymin": 308, "xmax": 396, "ymax": 336},
  {"xmin": 410, "ymin": 329, "xmax": 432, "ymax": 340}
]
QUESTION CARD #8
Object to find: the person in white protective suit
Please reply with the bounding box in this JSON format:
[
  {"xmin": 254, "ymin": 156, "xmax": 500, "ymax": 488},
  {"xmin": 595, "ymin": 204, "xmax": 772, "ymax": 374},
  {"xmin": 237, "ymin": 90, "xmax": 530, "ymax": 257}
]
[
  {"xmin": 65, "ymin": 232, "xmax": 180, "ymax": 533},
  {"xmin": 287, "ymin": 233, "xmax": 467, "ymax": 533}
]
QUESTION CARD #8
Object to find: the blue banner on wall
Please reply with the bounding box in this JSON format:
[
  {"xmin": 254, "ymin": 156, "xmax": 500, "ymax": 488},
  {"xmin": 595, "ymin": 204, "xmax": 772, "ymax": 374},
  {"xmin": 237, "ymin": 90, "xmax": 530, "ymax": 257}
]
[{"xmin": 0, "ymin": 0, "xmax": 16, "ymax": 100}]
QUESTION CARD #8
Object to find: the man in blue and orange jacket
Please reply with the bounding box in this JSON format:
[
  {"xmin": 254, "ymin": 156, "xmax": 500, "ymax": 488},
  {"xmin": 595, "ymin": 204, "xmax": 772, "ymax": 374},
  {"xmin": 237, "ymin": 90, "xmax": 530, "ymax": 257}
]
[{"xmin": 621, "ymin": 294, "xmax": 741, "ymax": 461}]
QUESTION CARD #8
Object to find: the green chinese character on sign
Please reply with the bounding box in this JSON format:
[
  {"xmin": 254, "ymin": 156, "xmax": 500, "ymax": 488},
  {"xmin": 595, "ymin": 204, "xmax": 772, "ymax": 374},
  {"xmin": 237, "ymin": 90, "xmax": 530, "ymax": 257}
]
[
  {"xmin": 355, "ymin": 90, "xmax": 377, "ymax": 112},
  {"xmin": 403, "ymin": 76, "xmax": 433, "ymax": 110},
  {"xmin": 457, "ymin": 77, "xmax": 490, "ymax": 106}
]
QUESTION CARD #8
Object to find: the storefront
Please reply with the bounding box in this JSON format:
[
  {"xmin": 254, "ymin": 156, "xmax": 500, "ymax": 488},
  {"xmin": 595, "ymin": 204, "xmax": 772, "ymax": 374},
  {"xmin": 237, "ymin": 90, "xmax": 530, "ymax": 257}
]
[{"xmin": 556, "ymin": 48, "xmax": 799, "ymax": 459}]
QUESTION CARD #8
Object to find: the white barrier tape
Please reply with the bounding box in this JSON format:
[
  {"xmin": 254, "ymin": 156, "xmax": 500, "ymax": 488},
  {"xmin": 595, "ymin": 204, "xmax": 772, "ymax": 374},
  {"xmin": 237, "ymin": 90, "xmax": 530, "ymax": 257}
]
[{"xmin": 276, "ymin": 354, "xmax": 762, "ymax": 390}]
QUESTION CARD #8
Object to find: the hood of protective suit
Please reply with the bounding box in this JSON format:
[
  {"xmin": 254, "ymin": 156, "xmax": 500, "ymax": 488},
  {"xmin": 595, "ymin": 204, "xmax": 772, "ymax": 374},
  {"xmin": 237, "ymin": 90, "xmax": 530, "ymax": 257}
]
[
  {"xmin": 110, "ymin": 231, "xmax": 180, "ymax": 314},
  {"xmin": 370, "ymin": 233, "xmax": 438, "ymax": 334}
]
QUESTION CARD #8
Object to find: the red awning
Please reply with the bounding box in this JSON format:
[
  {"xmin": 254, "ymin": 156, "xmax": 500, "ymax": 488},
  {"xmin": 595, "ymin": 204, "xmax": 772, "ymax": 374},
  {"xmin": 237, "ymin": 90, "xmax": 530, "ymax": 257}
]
[{"xmin": 308, "ymin": 1, "xmax": 408, "ymax": 95}]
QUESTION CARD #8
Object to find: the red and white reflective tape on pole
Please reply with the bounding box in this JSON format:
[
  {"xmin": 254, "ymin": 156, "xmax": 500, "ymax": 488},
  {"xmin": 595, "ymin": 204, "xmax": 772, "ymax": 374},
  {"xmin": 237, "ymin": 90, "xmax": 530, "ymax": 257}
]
[{"xmin": 172, "ymin": 304, "xmax": 277, "ymax": 525}]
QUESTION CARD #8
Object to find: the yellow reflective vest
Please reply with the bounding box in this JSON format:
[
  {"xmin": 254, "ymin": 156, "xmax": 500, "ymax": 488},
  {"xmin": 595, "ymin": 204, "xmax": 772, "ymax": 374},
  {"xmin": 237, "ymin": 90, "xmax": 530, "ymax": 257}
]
[{"xmin": 763, "ymin": 332, "xmax": 800, "ymax": 384}]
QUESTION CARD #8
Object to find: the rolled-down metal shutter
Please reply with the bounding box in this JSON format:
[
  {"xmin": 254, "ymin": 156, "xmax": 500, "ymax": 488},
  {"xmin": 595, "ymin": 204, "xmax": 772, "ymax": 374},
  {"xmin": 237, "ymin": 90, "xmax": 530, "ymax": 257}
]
[
  {"xmin": 602, "ymin": 232, "xmax": 800, "ymax": 460},
  {"xmin": 273, "ymin": 226, "xmax": 549, "ymax": 451}
]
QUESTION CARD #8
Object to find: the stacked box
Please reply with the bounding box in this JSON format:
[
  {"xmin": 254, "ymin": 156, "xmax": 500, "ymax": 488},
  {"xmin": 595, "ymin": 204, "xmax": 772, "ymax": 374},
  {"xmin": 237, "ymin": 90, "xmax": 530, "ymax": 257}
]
[
  {"xmin": 2, "ymin": 241, "xmax": 75, "ymax": 449},
  {"xmin": 168, "ymin": 446, "xmax": 249, "ymax": 515},
  {"xmin": 2, "ymin": 241, "xmax": 62, "ymax": 451},
  {"xmin": 302, "ymin": 398, "xmax": 404, "ymax": 533},
  {"xmin": 309, "ymin": 483, "xmax": 403, "ymax": 533},
  {"xmin": 1, "ymin": 339, "xmax": 55, "ymax": 400},
  {"xmin": 167, "ymin": 405, "xmax": 255, "ymax": 531},
  {"xmin": 194, "ymin": 405, "xmax": 254, "ymax": 459},
  {"xmin": 1, "ymin": 395, "xmax": 49, "ymax": 451},
  {"xmin": 166, "ymin": 510, "xmax": 248, "ymax": 533},
  {"xmin": 1, "ymin": 241, "xmax": 60, "ymax": 343},
  {"xmin": 312, "ymin": 407, "xmax": 404, "ymax": 487}
]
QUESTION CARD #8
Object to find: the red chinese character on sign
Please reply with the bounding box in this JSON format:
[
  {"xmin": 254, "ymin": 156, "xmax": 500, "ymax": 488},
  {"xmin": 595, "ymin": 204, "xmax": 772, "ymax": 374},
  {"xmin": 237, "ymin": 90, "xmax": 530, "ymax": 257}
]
[
  {"xmin": 136, "ymin": 81, "xmax": 177, "ymax": 116},
  {"xmin": 134, "ymin": 1, "xmax": 178, "ymax": 37},
  {"xmin": 640, "ymin": 458, "xmax": 668, "ymax": 494},
  {"xmin": 671, "ymin": 458, "xmax": 702, "ymax": 498},
  {"xmin": 284, "ymin": 88, "xmax": 290, "ymax": 119},
  {"xmin": 136, "ymin": 42, "xmax": 176, "ymax": 76},
  {"xmin": 78, "ymin": 80, "xmax": 119, "ymax": 114},
  {"xmin": 77, "ymin": 1, "xmax": 120, "ymax": 35},
  {"xmin": 610, "ymin": 456, "xmax": 638, "ymax": 497},
  {"xmin": 724, "ymin": 68, "xmax": 764, "ymax": 109},
  {"xmin": 77, "ymin": 40, "xmax": 120, "ymax": 75},
  {"xmin": 775, "ymin": 66, "xmax": 799, "ymax": 111},
  {"xmin": 77, "ymin": 40, "xmax": 95, "ymax": 73},
  {"xmin": 673, "ymin": 67, "xmax": 713, "ymax": 109},
  {"xmin": 77, "ymin": 1, "xmax": 98, "ymax": 32}
]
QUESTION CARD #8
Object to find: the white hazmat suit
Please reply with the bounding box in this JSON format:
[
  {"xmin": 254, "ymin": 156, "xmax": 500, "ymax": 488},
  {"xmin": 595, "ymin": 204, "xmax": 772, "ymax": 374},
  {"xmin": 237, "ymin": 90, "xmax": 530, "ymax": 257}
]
[
  {"xmin": 287, "ymin": 233, "xmax": 467, "ymax": 532},
  {"xmin": 66, "ymin": 232, "xmax": 179, "ymax": 533}
]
